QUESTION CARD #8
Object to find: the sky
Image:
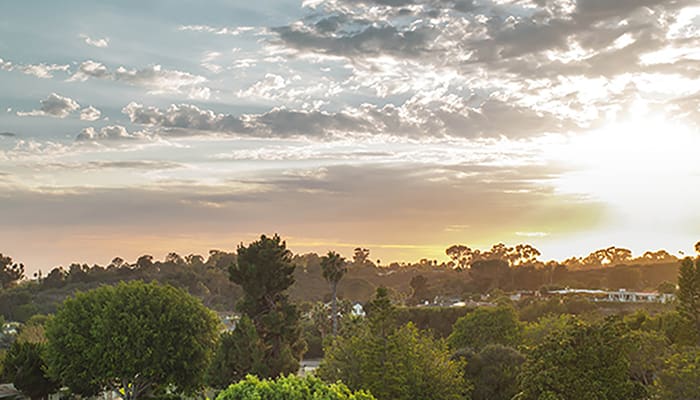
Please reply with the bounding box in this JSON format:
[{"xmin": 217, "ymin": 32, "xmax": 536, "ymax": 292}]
[{"xmin": 1, "ymin": 0, "xmax": 699, "ymax": 273}]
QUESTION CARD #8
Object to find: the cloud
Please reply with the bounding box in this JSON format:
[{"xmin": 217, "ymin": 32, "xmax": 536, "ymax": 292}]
[
  {"xmin": 44, "ymin": 160, "xmax": 184, "ymax": 171},
  {"xmin": 76, "ymin": 125, "xmax": 149, "ymax": 141},
  {"xmin": 79, "ymin": 34, "xmax": 109, "ymax": 48},
  {"xmin": 80, "ymin": 106, "xmax": 102, "ymax": 121},
  {"xmin": 0, "ymin": 56, "xmax": 69, "ymax": 78},
  {"xmin": 122, "ymin": 102, "xmax": 247, "ymax": 133},
  {"xmin": 0, "ymin": 132, "xmax": 16, "ymax": 138},
  {"xmin": 69, "ymin": 60, "xmax": 110, "ymax": 81},
  {"xmin": 178, "ymin": 25, "xmax": 257, "ymax": 36},
  {"xmin": 121, "ymin": 96, "xmax": 574, "ymax": 140},
  {"xmin": 69, "ymin": 61, "xmax": 208, "ymax": 97},
  {"xmin": 16, "ymin": 93, "xmax": 80, "ymax": 118}
]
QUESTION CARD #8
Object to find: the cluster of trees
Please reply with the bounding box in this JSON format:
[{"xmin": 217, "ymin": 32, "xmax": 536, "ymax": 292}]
[
  {"xmin": 1, "ymin": 241, "xmax": 689, "ymax": 325},
  {"xmin": 1, "ymin": 237, "xmax": 700, "ymax": 400}
]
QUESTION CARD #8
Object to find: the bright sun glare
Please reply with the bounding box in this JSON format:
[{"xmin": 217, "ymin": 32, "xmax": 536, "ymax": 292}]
[{"xmin": 546, "ymin": 105, "xmax": 700, "ymax": 255}]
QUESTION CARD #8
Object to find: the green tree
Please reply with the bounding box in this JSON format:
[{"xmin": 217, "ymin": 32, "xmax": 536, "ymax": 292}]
[
  {"xmin": 1, "ymin": 341, "xmax": 59, "ymax": 400},
  {"xmin": 229, "ymin": 234, "xmax": 306, "ymax": 377},
  {"xmin": 654, "ymin": 347, "xmax": 700, "ymax": 400},
  {"xmin": 518, "ymin": 318, "xmax": 640, "ymax": 400},
  {"xmin": 207, "ymin": 316, "xmax": 266, "ymax": 389},
  {"xmin": 624, "ymin": 329, "xmax": 668, "ymax": 388},
  {"xmin": 321, "ymin": 251, "xmax": 347, "ymax": 336},
  {"xmin": 0, "ymin": 254, "xmax": 24, "ymax": 289},
  {"xmin": 678, "ymin": 256, "xmax": 700, "ymax": 342},
  {"xmin": 448, "ymin": 305, "xmax": 520, "ymax": 351},
  {"xmin": 454, "ymin": 344, "xmax": 524, "ymax": 400},
  {"xmin": 318, "ymin": 322, "xmax": 467, "ymax": 400},
  {"xmin": 45, "ymin": 281, "xmax": 219, "ymax": 399},
  {"xmin": 215, "ymin": 374, "xmax": 376, "ymax": 400}
]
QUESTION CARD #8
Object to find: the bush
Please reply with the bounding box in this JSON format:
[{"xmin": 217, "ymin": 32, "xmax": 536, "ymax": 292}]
[{"xmin": 215, "ymin": 374, "xmax": 375, "ymax": 400}]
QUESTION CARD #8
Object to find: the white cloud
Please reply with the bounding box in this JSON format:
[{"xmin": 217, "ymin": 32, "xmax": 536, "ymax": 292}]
[
  {"xmin": 76, "ymin": 125, "xmax": 148, "ymax": 141},
  {"xmin": 18, "ymin": 63, "xmax": 70, "ymax": 79},
  {"xmin": 68, "ymin": 61, "xmax": 209, "ymax": 98},
  {"xmin": 79, "ymin": 34, "xmax": 110, "ymax": 48},
  {"xmin": 178, "ymin": 25, "xmax": 257, "ymax": 36},
  {"xmin": 80, "ymin": 106, "xmax": 102, "ymax": 121},
  {"xmin": 69, "ymin": 60, "xmax": 110, "ymax": 82},
  {"xmin": 0, "ymin": 56, "xmax": 68, "ymax": 79},
  {"xmin": 0, "ymin": 58, "xmax": 12, "ymax": 70},
  {"xmin": 17, "ymin": 93, "xmax": 80, "ymax": 118}
]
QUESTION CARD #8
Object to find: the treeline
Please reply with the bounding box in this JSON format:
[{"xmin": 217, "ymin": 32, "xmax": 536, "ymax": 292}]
[
  {"xmin": 0, "ymin": 242, "xmax": 688, "ymax": 323},
  {"xmin": 1, "ymin": 235, "xmax": 700, "ymax": 400}
]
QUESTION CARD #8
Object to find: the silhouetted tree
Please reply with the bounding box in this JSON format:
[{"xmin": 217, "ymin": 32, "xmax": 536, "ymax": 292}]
[
  {"xmin": 0, "ymin": 254, "xmax": 24, "ymax": 289},
  {"xmin": 353, "ymin": 248, "xmax": 370, "ymax": 266},
  {"xmin": 321, "ymin": 251, "xmax": 347, "ymax": 336}
]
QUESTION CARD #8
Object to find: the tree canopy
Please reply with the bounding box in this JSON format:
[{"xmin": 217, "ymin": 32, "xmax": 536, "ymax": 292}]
[
  {"xmin": 518, "ymin": 318, "xmax": 641, "ymax": 400},
  {"xmin": 1, "ymin": 341, "xmax": 59, "ymax": 400},
  {"xmin": 448, "ymin": 305, "xmax": 521, "ymax": 351},
  {"xmin": 215, "ymin": 374, "xmax": 376, "ymax": 400},
  {"xmin": 0, "ymin": 254, "xmax": 24, "ymax": 289},
  {"xmin": 319, "ymin": 288, "xmax": 467, "ymax": 400},
  {"xmin": 44, "ymin": 281, "xmax": 219, "ymax": 399}
]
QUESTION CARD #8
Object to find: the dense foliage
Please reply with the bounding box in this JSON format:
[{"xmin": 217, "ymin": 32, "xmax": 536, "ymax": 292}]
[
  {"xmin": 448, "ymin": 305, "xmax": 521, "ymax": 351},
  {"xmin": 1, "ymin": 341, "xmax": 59, "ymax": 399},
  {"xmin": 229, "ymin": 234, "xmax": 306, "ymax": 377},
  {"xmin": 319, "ymin": 288, "xmax": 467, "ymax": 400},
  {"xmin": 207, "ymin": 316, "xmax": 266, "ymax": 389},
  {"xmin": 44, "ymin": 281, "xmax": 219, "ymax": 399},
  {"xmin": 518, "ymin": 318, "xmax": 641, "ymax": 400},
  {"xmin": 215, "ymin": 374, "xmax": 376, "ymax": 400}
]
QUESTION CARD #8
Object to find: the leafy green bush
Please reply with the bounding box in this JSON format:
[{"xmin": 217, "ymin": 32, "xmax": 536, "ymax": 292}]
[{"xmin": 215, "ymin": 375, "xmax": 375, "ymax": 400}]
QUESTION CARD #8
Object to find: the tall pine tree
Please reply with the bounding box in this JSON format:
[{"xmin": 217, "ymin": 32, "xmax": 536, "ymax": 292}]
[
  {"xmin": 677, "ymin": 255, "xmax": 700, "ymax": 343},
  {"xmin": 229, "ymin": 234, "xmax": 306, "ymax": 377}
]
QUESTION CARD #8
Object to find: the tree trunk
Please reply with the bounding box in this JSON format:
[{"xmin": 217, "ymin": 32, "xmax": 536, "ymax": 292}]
[{"xmin": 331, "ymin": 282, "xmax": 338, "ymax": 336}]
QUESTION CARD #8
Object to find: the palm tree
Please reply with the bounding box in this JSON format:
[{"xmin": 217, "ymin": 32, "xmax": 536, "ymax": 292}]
[{"xmin": 321, "ymin": 251, "xmax": 347, "ymax": 336}]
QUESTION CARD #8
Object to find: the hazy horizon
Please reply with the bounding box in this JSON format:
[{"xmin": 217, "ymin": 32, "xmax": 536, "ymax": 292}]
[{"xmin": 1, "ymin": 1, "xmax": 699, "ymax": 274}]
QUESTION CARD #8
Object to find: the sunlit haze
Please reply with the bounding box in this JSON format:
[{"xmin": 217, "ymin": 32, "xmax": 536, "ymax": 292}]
[{"xmin": 1, "ymin": 1, "xmax": 699, "ymax": 273}]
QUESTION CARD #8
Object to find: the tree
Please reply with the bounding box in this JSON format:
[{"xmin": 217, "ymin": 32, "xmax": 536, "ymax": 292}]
[
  {"xmin": 624, "ymin": 330, "xmax": 668, "ymax": 388},
  {"xmin": 454, "ymin": 344, "xmax": 525, "ymax": 400},
  {"xmin": 0, "ymin": 254, "xmax": 24, "ymax": 289},
  {"xmin": 318, "ymin": 322, "xmax": 467, "ymax": 400},
  {"xmin": 654, "ymin": 347, "xmax": 700, "ymax": 400},
  {"xmin": 44, "ymin": 281, "xmax": 219, "ymax": 399},
  {"xmin": 518, "ymin": 318, "xmax": 641, "ymax": 400},
  {"xmin": 229, "ymin": 234, "xmax": 306, "ymax": 377},
  {"xmin": 677, "ymin": 256, "xmax": 700, "ymax": 342},
  {"xmin": 352, "ymin": 248, "xmax": 370, "ymax": 266},
  {"xmin": 1, "ymin": 341, "xmax": 59, "ymax": 400},
  {"xmin": 321, "ymin": 251, "xmax": 348, "ymax": 336},
  {"xmin": 207, "ymin": 316, "xmax": 266, "ymax": 389},
  {"xmin": 469, "ymin": 259, "xmax": 510, "ymax": 292},
  {"xmin": 408, "ymin": 274, "xmax": 430, "ymax": 305},
  {"xmin": 216, "ymin": 374, "xmax": 376, "ymax": 400},
  {"xmin": 448, "ymin": 306, "xmax": 521, "ymax": 351}
]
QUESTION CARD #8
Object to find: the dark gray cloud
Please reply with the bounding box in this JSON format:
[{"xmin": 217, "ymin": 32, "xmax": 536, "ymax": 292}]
[
  {"xmin": 277, "ymin": 0, "xmax": 696, "ymax": 80},
  {"xmin": 0, "ymin": 132, "xmax": 16, "ymax": 138},
  {"xmin": 120, "ymin": 98, "xmax": 574, "ymax": 140}
]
